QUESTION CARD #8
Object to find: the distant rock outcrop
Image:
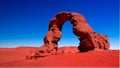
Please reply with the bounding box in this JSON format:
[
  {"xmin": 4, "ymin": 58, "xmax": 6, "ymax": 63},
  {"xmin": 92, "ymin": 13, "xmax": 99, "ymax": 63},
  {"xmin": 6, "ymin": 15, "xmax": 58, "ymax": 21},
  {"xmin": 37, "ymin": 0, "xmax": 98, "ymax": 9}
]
[
  {"xmin": 56, "ymin": 46, "xmax": 79, "ymax": 55},
  {"xmin": 27, "ymin": 12, "xmax": 110, "ymax": 59}
]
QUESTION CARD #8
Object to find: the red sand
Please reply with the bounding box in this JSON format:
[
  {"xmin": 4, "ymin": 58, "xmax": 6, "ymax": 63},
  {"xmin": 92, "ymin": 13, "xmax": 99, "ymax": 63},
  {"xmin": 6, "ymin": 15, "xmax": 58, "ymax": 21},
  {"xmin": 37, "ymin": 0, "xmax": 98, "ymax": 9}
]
[{"xmin": 0, "ymin": 46, "xmax": 119, "ymax": 68}]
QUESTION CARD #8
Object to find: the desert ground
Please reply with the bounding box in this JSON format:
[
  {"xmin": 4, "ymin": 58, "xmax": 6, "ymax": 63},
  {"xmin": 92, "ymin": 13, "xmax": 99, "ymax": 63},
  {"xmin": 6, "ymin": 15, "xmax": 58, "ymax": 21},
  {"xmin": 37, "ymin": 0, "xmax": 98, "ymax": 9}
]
[{"xmin": 0, "ymin": 46, "xmax": 119, "ymax": 68}]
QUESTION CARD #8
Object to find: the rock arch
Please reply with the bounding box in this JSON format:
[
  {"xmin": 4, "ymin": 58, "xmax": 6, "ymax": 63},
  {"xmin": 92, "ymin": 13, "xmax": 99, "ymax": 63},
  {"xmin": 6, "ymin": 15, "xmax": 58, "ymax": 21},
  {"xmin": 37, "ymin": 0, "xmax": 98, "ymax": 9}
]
[{"xmin": 30, "ymin": 12, "xmax": 110, "ymax": 58}]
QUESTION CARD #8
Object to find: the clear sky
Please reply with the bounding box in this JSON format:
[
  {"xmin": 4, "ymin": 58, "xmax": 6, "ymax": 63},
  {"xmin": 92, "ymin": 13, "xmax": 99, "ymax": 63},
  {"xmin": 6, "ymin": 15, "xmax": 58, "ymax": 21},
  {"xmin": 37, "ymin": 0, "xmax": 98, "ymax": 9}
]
[{"xmin": 0, "ymin": 0, "xmax": 119, "ymax": 49}]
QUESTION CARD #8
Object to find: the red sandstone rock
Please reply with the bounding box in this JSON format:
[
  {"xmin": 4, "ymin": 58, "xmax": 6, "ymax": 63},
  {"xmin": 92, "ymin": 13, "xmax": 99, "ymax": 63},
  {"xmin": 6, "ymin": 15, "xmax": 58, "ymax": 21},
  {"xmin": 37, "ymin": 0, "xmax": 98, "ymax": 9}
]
[{"xmin": 30, "ymin": 12, "xmax": 110, "ymax": 58}]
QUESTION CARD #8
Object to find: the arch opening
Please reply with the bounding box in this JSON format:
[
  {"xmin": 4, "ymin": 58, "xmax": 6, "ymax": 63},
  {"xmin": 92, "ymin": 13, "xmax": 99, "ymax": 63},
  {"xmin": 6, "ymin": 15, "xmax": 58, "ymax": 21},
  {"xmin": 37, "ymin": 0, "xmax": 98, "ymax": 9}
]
[{"xmin": 58, "ymin": 21, "xmax": 79, "ymax": 47}]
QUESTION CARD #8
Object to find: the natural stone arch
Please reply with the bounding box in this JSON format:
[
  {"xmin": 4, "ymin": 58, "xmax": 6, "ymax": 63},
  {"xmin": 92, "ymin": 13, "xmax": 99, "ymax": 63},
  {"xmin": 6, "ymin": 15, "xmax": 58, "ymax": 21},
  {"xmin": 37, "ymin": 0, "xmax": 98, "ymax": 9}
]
[{"xmin": 28, "ymin": 12, "xmax": 110, "ymax": 58}]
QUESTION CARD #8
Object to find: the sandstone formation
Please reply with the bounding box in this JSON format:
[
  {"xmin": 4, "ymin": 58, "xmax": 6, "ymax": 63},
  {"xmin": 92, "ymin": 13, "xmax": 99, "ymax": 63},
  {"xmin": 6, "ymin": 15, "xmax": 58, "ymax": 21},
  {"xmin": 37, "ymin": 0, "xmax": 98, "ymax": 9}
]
[{"xmin": 27, "ymin": 12, "xmax": 110, "ymax": 59}]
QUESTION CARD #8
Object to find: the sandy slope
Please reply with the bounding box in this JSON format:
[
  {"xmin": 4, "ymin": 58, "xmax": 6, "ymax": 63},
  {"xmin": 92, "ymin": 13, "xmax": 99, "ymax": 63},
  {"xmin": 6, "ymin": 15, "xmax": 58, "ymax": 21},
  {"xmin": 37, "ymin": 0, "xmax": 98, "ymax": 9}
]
[{"xmin": 0, "ymin": 46, "xmax": 119, "ymax": 68}]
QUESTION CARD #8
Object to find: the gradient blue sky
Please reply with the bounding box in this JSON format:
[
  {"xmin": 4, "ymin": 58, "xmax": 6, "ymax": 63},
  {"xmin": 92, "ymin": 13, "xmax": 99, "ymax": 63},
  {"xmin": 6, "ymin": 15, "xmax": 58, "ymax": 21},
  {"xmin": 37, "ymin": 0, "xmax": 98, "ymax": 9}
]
[{"xmin": 0, "ymin": 0, "xmax": 119, "ymax": 49}]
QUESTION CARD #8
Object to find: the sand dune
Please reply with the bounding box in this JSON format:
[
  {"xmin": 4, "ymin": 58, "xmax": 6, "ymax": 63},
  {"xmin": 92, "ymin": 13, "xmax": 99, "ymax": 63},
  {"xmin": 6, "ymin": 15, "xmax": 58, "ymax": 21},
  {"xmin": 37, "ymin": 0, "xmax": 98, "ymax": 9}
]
[{"xmin": 0, "ymin": 46, "xmax": 119, "ymax": 68}]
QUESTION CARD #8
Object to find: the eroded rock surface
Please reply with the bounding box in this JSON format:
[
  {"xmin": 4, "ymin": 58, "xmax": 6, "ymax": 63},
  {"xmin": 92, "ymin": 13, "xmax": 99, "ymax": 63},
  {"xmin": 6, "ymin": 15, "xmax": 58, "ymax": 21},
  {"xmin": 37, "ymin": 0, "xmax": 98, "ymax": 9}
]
[{"xmin": 27, "ymin": 12, "xmax": 110, "ymax": 59}]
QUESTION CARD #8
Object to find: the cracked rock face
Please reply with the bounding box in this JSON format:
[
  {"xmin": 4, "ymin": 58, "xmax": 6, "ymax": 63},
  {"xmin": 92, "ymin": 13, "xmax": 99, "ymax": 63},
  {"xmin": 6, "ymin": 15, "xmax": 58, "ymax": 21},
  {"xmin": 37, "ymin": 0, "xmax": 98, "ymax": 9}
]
[{"xmin": 29, "ymin": 12, "xmax": 110, "ymax": 58}]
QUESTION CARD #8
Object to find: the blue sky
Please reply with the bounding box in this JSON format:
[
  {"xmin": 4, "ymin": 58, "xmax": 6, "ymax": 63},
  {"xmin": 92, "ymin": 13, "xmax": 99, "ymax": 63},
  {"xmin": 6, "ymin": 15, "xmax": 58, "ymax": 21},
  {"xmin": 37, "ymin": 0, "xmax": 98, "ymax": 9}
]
[{"xmin": 0, "ymin": 0, "xmax": 119, "ymax": 49}]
